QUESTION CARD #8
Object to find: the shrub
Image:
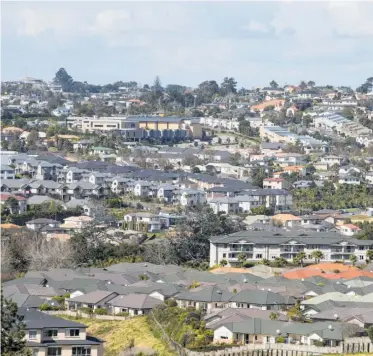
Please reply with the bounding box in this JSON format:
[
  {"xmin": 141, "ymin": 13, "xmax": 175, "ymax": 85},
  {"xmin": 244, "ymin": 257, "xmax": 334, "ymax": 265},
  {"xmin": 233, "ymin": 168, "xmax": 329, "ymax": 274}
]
[
  {"xmin": 313, "ymin": 340, "xmax": 325, "ymax": 347},
  {"xmin": 94, "ymin": 307, "xmax": 108, "ymax": 315},
  {"xmin": 333, "ymin": 269, "xmax": 340, "ymax": 273},
  {"xmin": 242, "ymin": 261, "xmax": 255, "ymax": 268},
  {"xmin": 39, "ymin": 303, "xmax": 52, "ymax": 311},
  {"xmin": 138, "ymin": 274, "xmax": 149, "ymax": 280},
  {"xmin": 276, "ymin": 336, "xmax": 286, "ymax": 344},
  {"xmin": 165, "ymin": 299, "xmax": 178, "ymax": 307},
  {"xmin": 78, "ymin": 307, "xmax": 93, "ymax": 315},
  {"xmin": 52, "ymin": 296, "xmax": 65, "ymax": 304},
  {"xmin": 115, "ymin": 312, "xmax": 130, "ymax": 317}
]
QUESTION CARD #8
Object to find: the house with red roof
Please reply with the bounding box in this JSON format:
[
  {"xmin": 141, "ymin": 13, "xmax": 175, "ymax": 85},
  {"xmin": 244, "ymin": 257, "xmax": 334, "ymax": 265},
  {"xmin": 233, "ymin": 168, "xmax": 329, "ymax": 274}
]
[
  {"xmin": 337, "ymin": 224, "xmax": 361, "ymax": 237},
  {"xmin": 263, "ymin": 177, "xmax": 289, "ymax": 190},
  {"xmin": 0, "ymin": 193, "xmax": 27, "ymax": 214}
]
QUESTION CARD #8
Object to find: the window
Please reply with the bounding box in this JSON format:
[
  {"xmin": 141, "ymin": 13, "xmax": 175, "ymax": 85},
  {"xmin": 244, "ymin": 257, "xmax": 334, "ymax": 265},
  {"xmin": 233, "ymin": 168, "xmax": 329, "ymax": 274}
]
[
  {"xmin": 222, "ymin": 253, "xmax": 226, "ymax": 258},
  {"xmin": 220, "ymin": 336, "xmax": 228, "ymax": 340},
  {"xmin": 255, "ymin": 254, "xmax": 262, "ymax": 259},
  {"xmin": 72, "ymin": 347, "xmax": 91, "ymax": 356},
  {"xmin": 33, "ymin": 349, "xmax": 39, "ymax": 356},
  {"xmin": 359, "ymin": 246, "xmax": 365, "ymax": 250},
  {"xmin": 47, "ymin": 348, "xmax": 61, "ymax": 356},
  {"xmin": 29, "ymin": 330, "xmax": 37, "ymax": 340},
  {"xmin": 254, "ymin": 335, "xmax": 258, "ymax": 341},
  {"xmin": 66, "ymin": 329, "xmax": 80, "ymax": 337},
  {"xmin": 44, "ymin": 329, "xmax": 58, "ymax": 337},
  {"xmin": 360, "ymin": 255, "xmax": 364, "ymax": 260}
]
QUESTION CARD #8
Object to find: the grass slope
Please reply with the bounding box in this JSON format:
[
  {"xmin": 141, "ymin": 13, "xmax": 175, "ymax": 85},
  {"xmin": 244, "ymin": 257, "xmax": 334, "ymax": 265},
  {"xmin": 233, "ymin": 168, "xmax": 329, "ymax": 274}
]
[{"xmin": 58, "ymin": 315, "xmax": 176, "ymax": 356}]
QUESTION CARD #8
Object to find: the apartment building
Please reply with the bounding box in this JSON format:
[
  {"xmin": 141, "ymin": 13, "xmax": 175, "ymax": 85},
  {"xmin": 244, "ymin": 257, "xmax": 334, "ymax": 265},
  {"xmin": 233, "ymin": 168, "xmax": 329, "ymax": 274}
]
[
  {"xmin": 259, "ymin": 126, "xmax": 327, "ymax": 152},
  {"xmin": 81, "ymin": 116, "xmax": 143, "ymax": 140},
  {"xmin": 22, "ymin": 309, "xmax": 104, "ymax": 356},
  {"xmin": 209, "ymin": 231, "xmax": 373, "ymax": 267},
  {"xmin": 314, "ymin": 112, "xmax": 372, "ymax": 138}
]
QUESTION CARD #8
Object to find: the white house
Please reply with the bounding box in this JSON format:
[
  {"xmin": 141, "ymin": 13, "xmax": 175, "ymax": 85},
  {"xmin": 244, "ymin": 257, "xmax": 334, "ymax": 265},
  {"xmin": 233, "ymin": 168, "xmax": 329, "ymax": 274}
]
[{"xmin": 209, "ymin": 197, "xmax": 239, "ymax": 214}]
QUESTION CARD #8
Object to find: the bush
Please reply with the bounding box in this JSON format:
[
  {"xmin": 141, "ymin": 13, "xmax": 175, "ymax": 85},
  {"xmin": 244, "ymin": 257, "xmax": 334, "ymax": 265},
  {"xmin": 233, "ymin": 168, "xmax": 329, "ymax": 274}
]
[
  {"xmin": 39, "ymin": 303, "xmax": 52, "ymax": 311},
  {"xmin": 276, "ymin": 336, "xmax": 286, "ymax": 344},
  {"xmin": 313, "ymin": 340, "xmax": 325, "ymax": 347},
  {"xmin": 165, "ymin": 299, "xmax": 178, "ymax": 307},
  {"xmin": 115, "ymin": 312, "xmax": 130, "ymax": 317},
  {"xmin": 52, "ymin": 296, "xmax": 65, "ymax": 304},
  {"xmin": 78, "ymin": 307, "xmax": 93, "ymax": 314},
  {"xmin": 242, "ymin": 261, "xmax": 255, "ymax": 268},
  {"xmin": 94, "ymin": 307, "xmax": 108, "ymax": 315},
  {"xmin": 333, "ymin": 269, "xmax": 340, "ymax": 273}
]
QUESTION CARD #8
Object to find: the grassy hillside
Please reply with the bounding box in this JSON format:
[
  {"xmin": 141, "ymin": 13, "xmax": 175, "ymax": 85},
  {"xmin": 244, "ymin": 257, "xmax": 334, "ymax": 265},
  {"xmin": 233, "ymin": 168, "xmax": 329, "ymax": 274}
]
[{"xmin": 58, "ymin": 315, "xmax": 176, "ymax": 356}]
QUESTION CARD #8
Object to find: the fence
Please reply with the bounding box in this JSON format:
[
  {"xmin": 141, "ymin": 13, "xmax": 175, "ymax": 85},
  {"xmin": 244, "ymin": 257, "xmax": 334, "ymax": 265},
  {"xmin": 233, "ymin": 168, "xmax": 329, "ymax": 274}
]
[
  {"xmin": 41, "ymin": 310, "xmax": 130, "ymax": 321},
  {"xmin": 148, "ymin": 312, "xmax": 373, "ymax": 356}
]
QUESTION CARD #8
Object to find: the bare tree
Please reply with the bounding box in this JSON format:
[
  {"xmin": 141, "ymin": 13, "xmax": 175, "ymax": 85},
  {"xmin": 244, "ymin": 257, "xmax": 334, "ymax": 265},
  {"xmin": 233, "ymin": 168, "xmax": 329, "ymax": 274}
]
[{"xmin": 27, "ymin": 238, "xmax": 72, "ymax": 270}]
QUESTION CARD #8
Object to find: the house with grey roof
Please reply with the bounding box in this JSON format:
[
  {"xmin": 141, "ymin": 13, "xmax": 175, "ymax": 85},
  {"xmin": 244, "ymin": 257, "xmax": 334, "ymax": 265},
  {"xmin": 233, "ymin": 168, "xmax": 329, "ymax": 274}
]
[
  {"xmin": 21, "ymin": 309, "xmax": 104, "ymax": 356},
  {"xmin": 66, "ymin": 291, "xmax": 118, "ymax": 311},
  {"xmin": 229, "ymin": 290, "xmax": 296, "ymax": 310},
  {"xmin": 212, "ymin": 318, "xmax": 363, "ymax": 346},
  {"xmin": 175, "ymin": 286, "xmax": 234, "ymax": 312},
  {"xmin": 0, "ymin": 164, "xmax": 15, "ymax": 179},
  {"xmin": 106, "ymin": 293, "xmax": 163, "ymax": 316}
]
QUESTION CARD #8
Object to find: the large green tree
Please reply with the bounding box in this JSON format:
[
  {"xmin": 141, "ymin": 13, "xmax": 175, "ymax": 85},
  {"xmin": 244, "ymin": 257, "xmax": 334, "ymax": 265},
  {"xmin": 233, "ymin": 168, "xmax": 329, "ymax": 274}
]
[
  {"xmin": 1, "ymin": 293, "xmax": 31, "ymax": 356},
  {"xmin": 220, "ymin": 77, "xmax": 237, "ymax": 95},
  {"xmin": 53, "ymin": 68, "xmax": 73, "ymax": 92}
]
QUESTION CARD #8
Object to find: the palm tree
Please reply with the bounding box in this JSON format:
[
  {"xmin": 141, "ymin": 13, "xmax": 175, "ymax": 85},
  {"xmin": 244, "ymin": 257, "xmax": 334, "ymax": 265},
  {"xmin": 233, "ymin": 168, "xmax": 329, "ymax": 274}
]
[
  {"xmin": 349, "ymin": 254, "xmax": 357, "ymax": 267},
  {"xmin": 367, "ymin": 249, "xmax": 373, "ymax": 263},
  {"xmin": 295, "ymin": 252, "xmax": 306, "ymax": 267},
  {"xmin": 312, "ymin": 250, "xmax": 324, "ymax": 264}
]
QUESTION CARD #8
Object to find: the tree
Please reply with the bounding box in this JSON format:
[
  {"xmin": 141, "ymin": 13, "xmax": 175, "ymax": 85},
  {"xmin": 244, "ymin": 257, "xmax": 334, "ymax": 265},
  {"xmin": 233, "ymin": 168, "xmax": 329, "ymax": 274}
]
[
  {"xmin": 220, "ymin": 77, "xmax": 237, "ymax": 96},
  {"xmin": 312, "ymin": 250, "xmax": 324, "ymax": 263},
  {"xmin": 169, "ymin": 205, "xmax": 242, "ymax": 265},
  {"xmin": 1, "ymin": 293, "xmax": 30, "ymax": 356},
  {"xmin": 295, "ymin": 252, "xmax": 306, "ymax": 267},
  {"xmin": 219, "ymin": 259, "xmax": 228, "ymax": 267},
  {"xmin": 237, "ymin": 252, "xmax": 247, "ymax": 267},
  {"xmin": 366, "ymin": 249, "xmax": 373, "ymax": 262},
  {"xmin": 53, "ymin": 68, "xmax": 73, "ymax": 92},
  {"xmin": 307, "ymin": 81, "xmax": 315, "ymax": 88},
  {"xmin": 299, "ymin": 81, "xmax": 307, "ymax": 89},
  {"xmin": 196, "ymin": 80, "xmax": 219, "ymax": 103},
  {"xmin": 26, "ymin": 130, "xmax": 39, "ymax": 147},
  {"xmin": 273, "ymin": 257, "xmax": 287, "ymax": 268},
  {"xmin": 367, "ymin": 326, "xmax": 373, "ymax": 343},
  {"xmin": 153, "ymin": 76, "xmax": 163, "ymax": 99},
  {"xmin": 269, "ymin": 80, "xmax": 279, "ymax": 89},
  {"xmin": 349, "ymin": 254, "xmax": 357, "ymax": 266}
]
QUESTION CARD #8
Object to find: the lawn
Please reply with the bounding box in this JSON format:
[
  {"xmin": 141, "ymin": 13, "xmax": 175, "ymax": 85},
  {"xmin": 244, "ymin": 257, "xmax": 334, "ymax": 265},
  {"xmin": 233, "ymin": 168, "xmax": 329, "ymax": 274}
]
[{"xmin": 58, "ymin": 315, "xmax": 176, "ymax": 356}]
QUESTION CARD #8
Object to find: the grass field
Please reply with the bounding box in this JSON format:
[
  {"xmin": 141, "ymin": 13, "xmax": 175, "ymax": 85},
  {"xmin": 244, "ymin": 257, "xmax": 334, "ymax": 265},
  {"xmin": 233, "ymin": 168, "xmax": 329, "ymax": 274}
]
[{"xmin": 58, "ymin": 315, "xmax": 176, "ymax": 356}]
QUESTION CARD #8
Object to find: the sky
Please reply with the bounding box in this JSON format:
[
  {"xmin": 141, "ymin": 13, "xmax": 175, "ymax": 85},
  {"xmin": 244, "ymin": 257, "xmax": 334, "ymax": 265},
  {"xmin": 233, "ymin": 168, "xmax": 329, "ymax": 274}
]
[{"xmin": 2, "ymin": 1, "xmax": 373, "ymax": 89}]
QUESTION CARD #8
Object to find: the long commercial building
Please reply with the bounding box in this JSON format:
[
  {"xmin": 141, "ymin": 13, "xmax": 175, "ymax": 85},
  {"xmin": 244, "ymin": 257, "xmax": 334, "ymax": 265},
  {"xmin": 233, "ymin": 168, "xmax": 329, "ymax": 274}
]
[
  {"xmin": 78, "ymin": 115, "xmax": 202, "ymax": 139},
  {"xmin": 209, "ymin": 231, "xmax": 373, "ymax": 267}
]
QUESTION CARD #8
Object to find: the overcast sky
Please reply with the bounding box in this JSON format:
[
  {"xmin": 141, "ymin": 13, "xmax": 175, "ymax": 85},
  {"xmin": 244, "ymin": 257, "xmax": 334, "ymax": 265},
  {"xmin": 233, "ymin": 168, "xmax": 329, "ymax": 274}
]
[{"xmin": 2, "ymin": 1, "xmax": 373, "ymax": 88}]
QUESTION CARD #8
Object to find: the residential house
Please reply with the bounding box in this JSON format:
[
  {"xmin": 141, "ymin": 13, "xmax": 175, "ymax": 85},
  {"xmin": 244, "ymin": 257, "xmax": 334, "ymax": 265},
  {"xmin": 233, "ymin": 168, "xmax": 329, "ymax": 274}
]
[
  {"xmin": 123, "ymin": 212, "xmax": 162, "ymax": 232},
  {"xmin": 60, "ymin": 216, "xmax": 94, "ymax": 233},
  {"xmin": 34, "ymin": 162, "xmax": 62, "ymax": 181},
  {"xmin": 90, "ymin": 146, "xmax": 115, "ymax": 157},
  {"xmin": 26, "ymin": 218, "xmax": 61, "ymax": 231},
  {"xmin": 338, "ymin": 224, "xmax": 361, "ymax": 236},
  {"xmin": 157, "ymin": 184, "xmax": 178, "ymax": 202},
  {"xmin": 173, "ymin": 188, "xmax": 206, "ymax": 206},
  {"xmin": 338, "ymin": 174, "xmax": 361, "ymax": 185},
  {"xmin": 175, "ymin": 286, "xmax": 234, "ymax": 312},
  {"xmin": 133, "ymin": 181, "xmax": 153, "ymax": 197},
  {"xmin": 106, "ymin": 294, "xmax": 162, "ymax": 316},
  {"xmin": 263, "ymin": 178, "xmax": 289, "ymax": 190},
  {"xmin": 67, "ymin": 291, "xmax": 118, "ymax": 311},
  {"xmin": 0, "ymin": 164, "xmax": 15, "ymax": 179},
  {"xmin": 73, "ymin": 139, "xmax": 94, "ymax": 151},
  {"xmin": 22, "ymin": 309, "xmax": 104, "ymax": 356},
  {"xmin": 209, "ymin": 197, "xmax": 239, "ymax": 214},
  {"xmin": 272, "ymin": 214, "xmax": 301, "ymax": 228},
  {"xmin": 212, "ymin": 318, "xmax": 361, "ymax": 346},
  {"xmin": 0, "ymin": 193, "xmax": 27, "ymax": 213}
]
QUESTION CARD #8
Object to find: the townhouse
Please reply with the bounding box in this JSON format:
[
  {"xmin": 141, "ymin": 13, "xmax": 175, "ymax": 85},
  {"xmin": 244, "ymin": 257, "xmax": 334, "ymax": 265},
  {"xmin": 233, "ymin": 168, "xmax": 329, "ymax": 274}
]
[
  {"xmin": 209, "ymin": 231, "xmax": 373, "ymax": 267},
  {"xmin": 0, "ymin": 193, "xmax": 27, "ymax": 213},
  {"xmin": 0, "ymin": 164, "xmax": 15, "ymax": 179}
]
